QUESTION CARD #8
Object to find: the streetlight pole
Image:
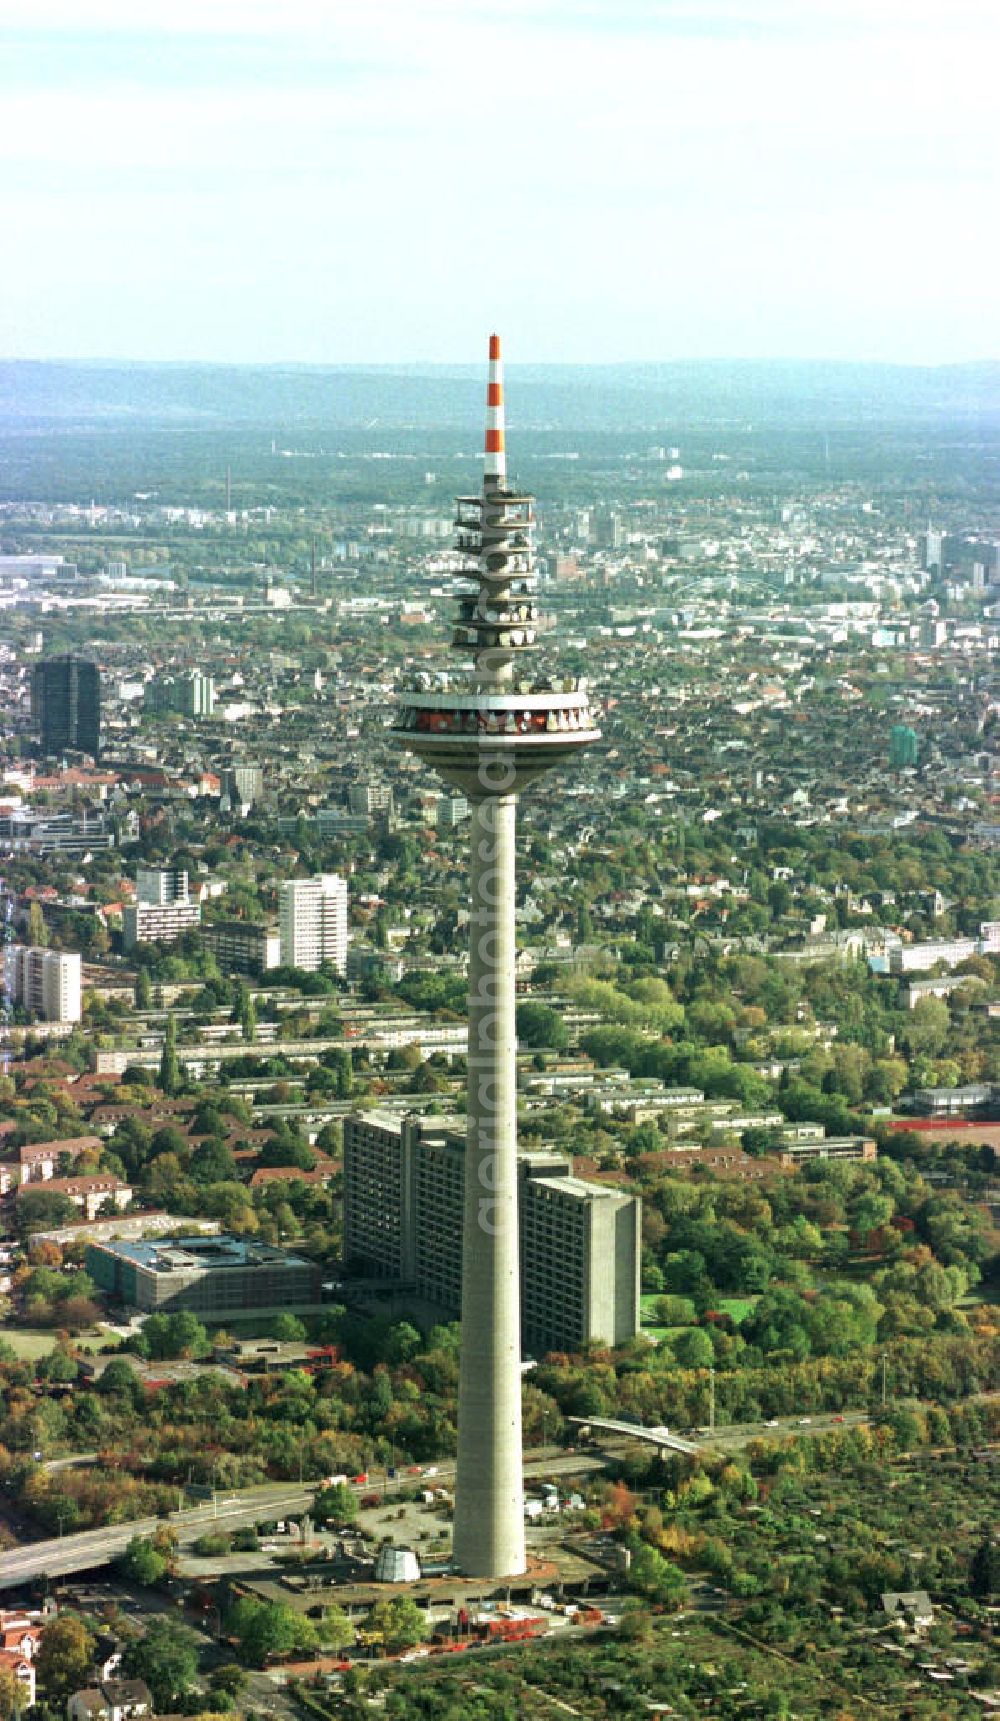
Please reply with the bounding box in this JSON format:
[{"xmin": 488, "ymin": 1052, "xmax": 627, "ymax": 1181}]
[
  {"xmin": 708, "ymin": 1366, "xmax": 715, "ymax": 1435},
  {"xmin": 880, "ymin": 1352, "xmax": 888, "ymax": 1411}
]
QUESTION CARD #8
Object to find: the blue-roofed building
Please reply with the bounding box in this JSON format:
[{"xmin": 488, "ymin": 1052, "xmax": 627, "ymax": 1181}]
[{"xmin": 86, "ymin": 1233, "xmax": 322, "ymax": 1315}]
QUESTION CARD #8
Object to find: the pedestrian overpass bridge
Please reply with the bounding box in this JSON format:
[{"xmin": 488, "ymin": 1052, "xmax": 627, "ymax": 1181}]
[{"xmin": 568, "ymin": 1417, "xmax": 699, "ymax": 1456}]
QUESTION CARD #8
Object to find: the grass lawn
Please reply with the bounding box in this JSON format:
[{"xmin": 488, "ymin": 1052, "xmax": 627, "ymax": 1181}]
[
  {"xmin": 640, "ymin": 1293, "xmax": 691, "ymax": 1322},
  {"xmin": 715, "ymin": 1296, "xmax": 758, "ymax": 1323},
  {"xmin": 641, "ymin": 1292, "xmax": 759, "ymax": 1326},
  {"xmin": 0, "ymin": 1324, "xmax": 121, "ymax": 1360},
  {"xmin": 0, "ymin": 1326, "xmax": 59, "ymax": 1359}
]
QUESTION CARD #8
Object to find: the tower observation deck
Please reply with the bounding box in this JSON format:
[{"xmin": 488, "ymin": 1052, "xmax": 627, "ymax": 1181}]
[
  {"xmin": 392, "ymin": 335, "xmax": 600, "ymax": 1579},
  {"xmin": 393, "ymin": 334, "xmax": 600, "ymax": 795}
]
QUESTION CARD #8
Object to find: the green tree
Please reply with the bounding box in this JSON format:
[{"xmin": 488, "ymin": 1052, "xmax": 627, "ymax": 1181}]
[
  {"xmin": 209, "ymin": 1664, "xmax": 248, "ymax": 1701},
  {"xmin": 227, "ymin": 1597, "xmax": 318, "ymax": 1666},
  {"xmin": 135, "ymin": 966, "xmax": 153, "ymax": 1010},
  {"xmin": 190, "ymin": 1139, "xmax": 237, "ymax": 1184},
  {"xmin": 158, "ymin": 1014, "xmax": 181, "ymax": 1096},
  {"xmin": 903, "ymin": 996, "xmax": 950, "ymax": 1058},
  {"xmin": 123, "ymin": 1616, "xmax": 200, "ymax": 1708},
  {"xmin": 626, "ymin": 1539, "xmax": 688, "ymax": 1609},
  {"xmin": 117, "ymin": 1535, "xmax": 168, "ymax": 1587},
  {"xmin": 368, "ymin": 1596, "xmax": 428, "ymax": 1653},
  {"xmin": 0, "ymin": 1667, "xmax": 20, "ymax": 1721},
  {"xmin": 672, "ymin": 1328, "xmax": 715, "ymax": 1369},
  {"xmin": 313, "ymin": 1481, "xmax": 357, "ymax": 1527},
  {"xmin": 27, "ymin": 900, "xmax": 48, "ymax": 948},
  {"xmin": 971, "ymin": 1535, "xmax": 1000, "ymax": 1598},
  {"xmin": 516, "ymin": 1001, "xmax": 569, "ymax": 1050},
  {"xmin": 167, "ymin": 1309, "xmax": 210, "ymax": 1357},
  {"xmin": 272, "ymin": 1312, "xmax": 307, "ymax": 1342},
  {"xmin": 325, "ymin": 1046, "xmax": 353, "ymax": 1098},
  {"xmin": 15, "ymin": 1188, "xmax": 77, "ymax": 1238},
  {"xmin": 319, "ymin": 1606, "xmax": 355, "ymax": 1654}
]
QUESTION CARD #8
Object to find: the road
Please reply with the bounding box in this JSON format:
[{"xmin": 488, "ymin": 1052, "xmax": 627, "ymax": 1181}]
[
  {"xmin": 0, "ymin": 1451, "xmax": 604, "ymax": 1592},
  {"xmin": 0, "ymin": 1410, "xmax": 926, "ymax": 1591},
  {"xmin": 697, "ymin": 1408, "xmax": 871, "ymax": 1451}
]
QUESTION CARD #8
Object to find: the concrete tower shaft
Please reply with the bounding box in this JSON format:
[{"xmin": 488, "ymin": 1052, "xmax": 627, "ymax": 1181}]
[{"xmin": 392, "ymin": 337, "xmax": 600, "ymax": 1578}]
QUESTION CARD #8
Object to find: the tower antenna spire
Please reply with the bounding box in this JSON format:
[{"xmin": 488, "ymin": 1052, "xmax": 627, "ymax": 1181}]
[{"xmin": 485, "ymin": 333, "xmax": 506, "ymax": 483}]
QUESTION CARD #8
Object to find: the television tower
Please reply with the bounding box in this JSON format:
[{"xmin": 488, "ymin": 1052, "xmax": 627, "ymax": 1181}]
[{"xmin": 393, "ymin": 336, "xmax": 600, "ymax": 1578}]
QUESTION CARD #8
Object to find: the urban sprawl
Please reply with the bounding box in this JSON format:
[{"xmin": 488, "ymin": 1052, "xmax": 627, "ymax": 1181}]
[{"xmin": 0, "ymin": 366, "xmax": 997, "ymax": 1721}]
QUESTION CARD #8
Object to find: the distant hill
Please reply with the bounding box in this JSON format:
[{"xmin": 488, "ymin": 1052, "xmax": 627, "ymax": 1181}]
[{"xmin": 0, "ymin": 359, "xmax": 997, "ymax": 432}]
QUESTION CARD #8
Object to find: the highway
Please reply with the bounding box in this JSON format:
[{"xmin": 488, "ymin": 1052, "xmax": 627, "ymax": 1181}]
[
  {"xmin": 0, "ymin": 1412, "xmax": 910, "ymax": 1591},
  {"xmin": 0, "ymin": 1451, "xmax": 603, "ymax": 1592}
]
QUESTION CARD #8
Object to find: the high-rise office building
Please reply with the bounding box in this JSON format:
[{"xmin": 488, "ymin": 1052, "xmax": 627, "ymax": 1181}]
[
  {"xmin": 392, "ymin": 337, "xmax": 600, "ymax": 1578},
  {"xmin": 278, "ymin": 874, "xmax": 348, "ymax": 973},
  {"xmin": 889, "ymin": 725, "xmax": 919, "ymax": 769},
  {"xmin": 343, "ymin": 1113, "xmax": 640, "ymax": 1354},
  {"xmin": 3, "ymin": 946, "xmax": 82, "ymax": 1023},
  {"xmin": 31, "ymin": 656, "xmax": 101, "ymax": 758}
]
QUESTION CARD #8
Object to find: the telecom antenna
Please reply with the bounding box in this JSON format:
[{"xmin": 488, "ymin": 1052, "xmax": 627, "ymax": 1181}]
[{"xmin": 393, "ymin": 336, "xmax": 600, "ymax": 1577}]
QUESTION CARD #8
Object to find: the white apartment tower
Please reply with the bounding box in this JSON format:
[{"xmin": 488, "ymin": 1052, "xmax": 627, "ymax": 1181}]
[
  {"xmin": 123, "ymin": 869, "xmax": 201, "ymax": 953},
  {"xmin": 136, "ymin": 867, "xmax": 190, "ymax": 906},
  {"xmin": 279, "ymin": 874, "xmax": 348, "ymax": 973},
  {"xmin": 5, "ymin": 946, "xmax": 82, "ymax": 1024}
]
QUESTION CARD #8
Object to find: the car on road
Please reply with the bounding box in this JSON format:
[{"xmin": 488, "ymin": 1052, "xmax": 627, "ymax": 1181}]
[{"xmin": 798, "ymin": 1417, "xmax": 812, "ymax": 1426}]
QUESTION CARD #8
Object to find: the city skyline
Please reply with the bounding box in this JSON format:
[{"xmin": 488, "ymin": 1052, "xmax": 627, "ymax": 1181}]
[{"xmin": 1, "ymin": 0, "xmax": 996, "ymax": 366}]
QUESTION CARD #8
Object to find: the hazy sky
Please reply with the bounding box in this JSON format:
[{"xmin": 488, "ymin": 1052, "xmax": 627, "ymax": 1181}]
[{"xmin": 2, "ymin": 0, "xmax": 997, "ymax": 364}]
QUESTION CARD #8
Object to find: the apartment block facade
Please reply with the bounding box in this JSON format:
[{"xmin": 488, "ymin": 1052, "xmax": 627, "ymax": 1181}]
[
  {"xmin": 279, "ymin": 874, "xmax": 348, "ymax": 973},
  {"xmin": 123, "ymin": 868, "xmax": 202, "ymax": 952},
  {"xmin": 343, "ymin": 1112, "xmax": 641, "ymax": 1353},
  {"xmin": 4, "ymin": 946, "xmax": 82, "ymax": 1023},
  {"xmin": 200, "ymin": 920, "xmax": 281, "ymax": 975}
]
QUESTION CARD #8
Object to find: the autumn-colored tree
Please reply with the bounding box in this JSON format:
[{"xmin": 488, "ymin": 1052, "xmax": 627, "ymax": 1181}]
[
  {"xmin": 37, "ymin": 1616, "xmax": 95, "ymax": 1699},
  {"xmin": 602, "ymin": 1480, "xmax": 638, "ymax": 1530}
]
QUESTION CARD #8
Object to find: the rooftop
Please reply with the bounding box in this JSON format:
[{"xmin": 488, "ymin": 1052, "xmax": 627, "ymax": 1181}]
[{"xmin": 94, "ymin": 1234, "xmax": 314, "ymax": 1274}]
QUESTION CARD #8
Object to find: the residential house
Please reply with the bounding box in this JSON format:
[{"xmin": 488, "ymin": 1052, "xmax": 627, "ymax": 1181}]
[
  {"xmin": 18, "ymin": 1175, "xmax": 133, "ymax": 1222},
  {"xmin": 67, "ymin": 1679, "xmax": 152, "ymax": 1721},
  {"xmin": 881, "ymin": 1590, "xmax": 934, "ymax": 1633},
  {"xmin": 19, "ymin": 1136, "xmax": 103, "ymax": 1184}
]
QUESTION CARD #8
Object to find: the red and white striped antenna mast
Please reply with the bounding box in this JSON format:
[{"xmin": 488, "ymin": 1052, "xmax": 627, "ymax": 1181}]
[{"xmin": 484, "ymin": 332, "xmax": 506, "ymax": 483}]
